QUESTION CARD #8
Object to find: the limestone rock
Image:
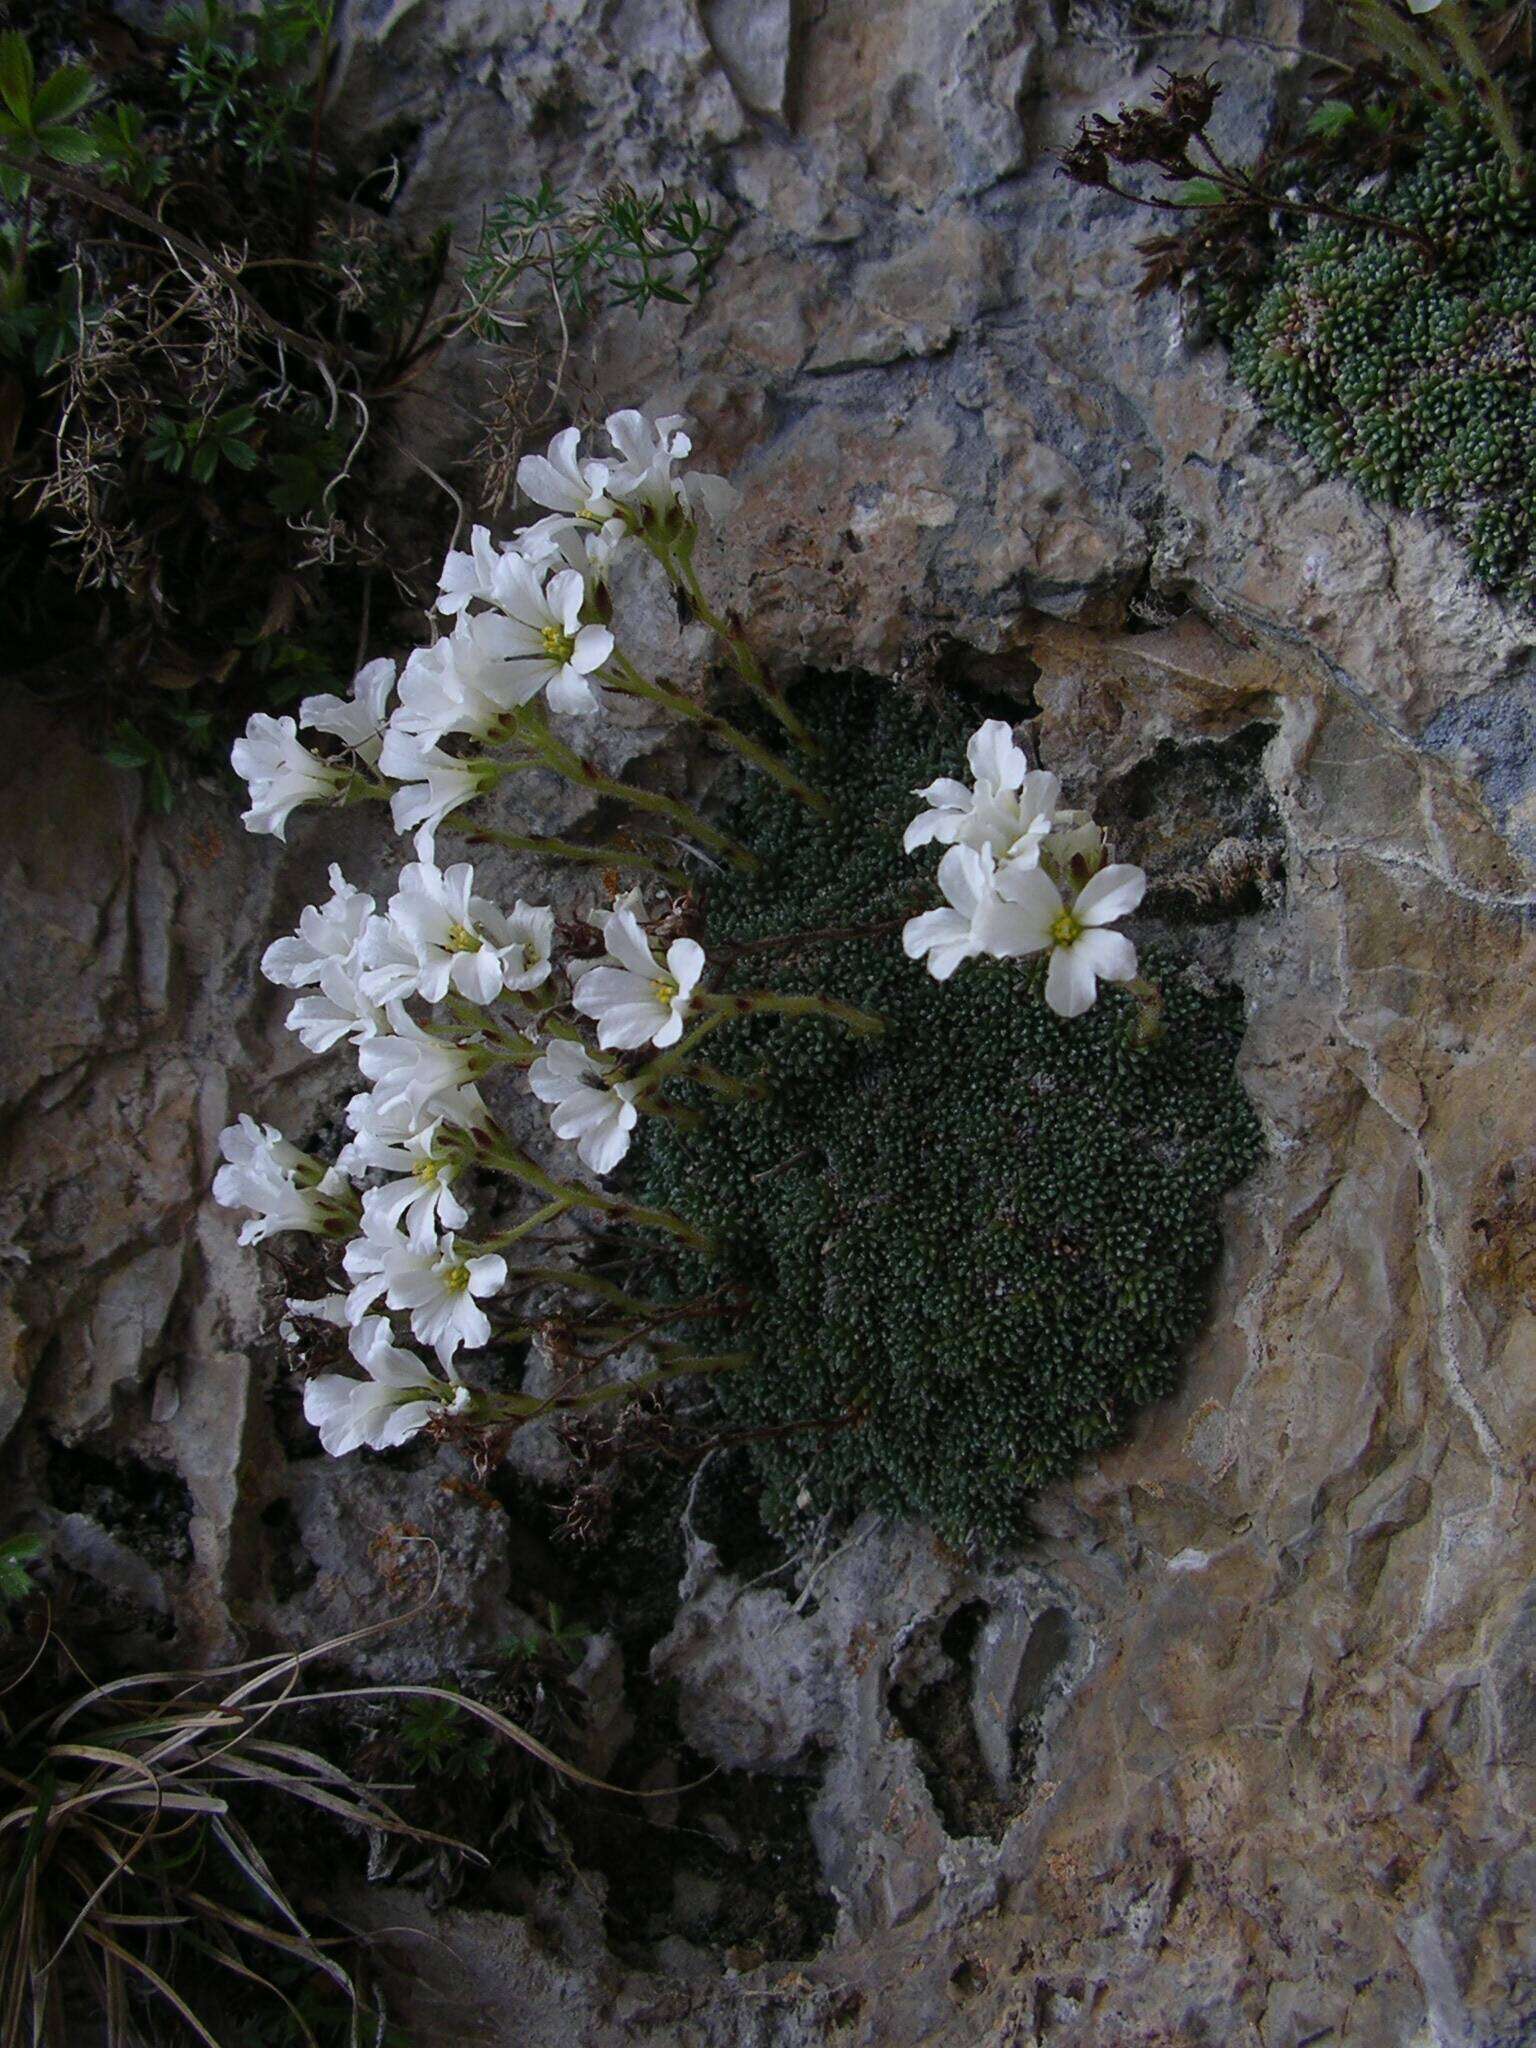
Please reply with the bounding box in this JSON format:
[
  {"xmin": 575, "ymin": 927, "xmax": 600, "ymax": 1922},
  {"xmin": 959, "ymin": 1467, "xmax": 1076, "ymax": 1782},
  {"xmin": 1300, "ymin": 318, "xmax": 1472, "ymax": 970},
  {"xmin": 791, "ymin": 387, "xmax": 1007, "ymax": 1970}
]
[{"xmin": 3, "ymin": 0, "xmax": 1535, "ymax": 2040}]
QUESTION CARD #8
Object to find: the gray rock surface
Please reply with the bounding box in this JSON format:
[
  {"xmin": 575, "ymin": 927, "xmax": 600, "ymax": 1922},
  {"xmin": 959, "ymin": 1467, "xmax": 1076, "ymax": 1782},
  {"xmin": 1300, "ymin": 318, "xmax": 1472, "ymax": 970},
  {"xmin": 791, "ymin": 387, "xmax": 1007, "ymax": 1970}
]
[{"xmin": 3, "ymin": 0, "xmax": 1535, "ymax": 2042}]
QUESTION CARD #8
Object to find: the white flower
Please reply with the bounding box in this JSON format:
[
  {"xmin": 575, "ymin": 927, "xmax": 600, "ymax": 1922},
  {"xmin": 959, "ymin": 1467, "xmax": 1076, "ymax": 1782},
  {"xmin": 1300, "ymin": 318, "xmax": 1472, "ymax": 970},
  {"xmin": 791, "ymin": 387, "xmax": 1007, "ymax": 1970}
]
[
  {"xmin": 285, "ymin": 959, "xmax": 384, "ymax": 1053},
  {"xmin": 303, "ymin": 1316, "xmax": 469, "ymax": 1456},
  {"xmin": 381, "ymin": 1230, "xmax": 507, "ymax": 1369},
  {"xmin": 341, "ymin": 1203, "xmax": 404, "ymax": 1321},
  {"xmin": 212, "ymin": 1116, "xmax": 354, "ymax": 1244},
  {"xmin": 391, "ymin": 614, "xmax": 547, "ymax": 748},
  {"xmin": 361, "ymin": 842, "xmax": 554, "ymax": 1007},
  {"xmin": 261, "ymin": 866, "xmax": 375, "ymax": 988},
  {"xmin": 603, "ymin": 408, "xmax": 736, "ymax": 528},
  {"xmin": 904, "ymin": 720, "xmax": 1064, "ymax": 868},
  {"xmin": 1404, "ymin": 0, "xmax": 1441, "ymax": 11},
  {"xmin": 299, "ymin": 658, "xmax": 396, "ymax": 765},
  {"xmin": 353, "ymin": 1123, "xmax": 471, "ymax": 1246},
  {"xmin": 902, "ymin": 844, "xmax": 1002, "ymax": 982},
  {"xmin": 377, "ymin": 729, "xmax": 490, "ymax": 845},
  {"xmin": 284, "ymin": 1290, "xmax": 352, "ymax": 1328},
  {"xmin": 436, "ymin": 525, "xmax": 512, "ymax": 616},
  {"xmin": 515, "ymin": 426, "xmax": 617, "ymax": 531},
  {"xmin": 486, "ymin": 557, "xmax": 614, "ymax": 717},
  {"xmin": 231, "ymin": 713, "xmax": 348, "ymax": 839},
  {"xmin": 526, "ymin": 1038, "xmax": 640, "ymax": 1175},
  {"xmin": 984, "ymin": 862, "xmax": 1147, "ymax": 1018},
  {"xmin": 357, "ymin": 1006, "xmax": 489, "ymax": 1127},
  {"xmin": 572, "ymin": 908, "xmax": 705, "ymax": 1050}
]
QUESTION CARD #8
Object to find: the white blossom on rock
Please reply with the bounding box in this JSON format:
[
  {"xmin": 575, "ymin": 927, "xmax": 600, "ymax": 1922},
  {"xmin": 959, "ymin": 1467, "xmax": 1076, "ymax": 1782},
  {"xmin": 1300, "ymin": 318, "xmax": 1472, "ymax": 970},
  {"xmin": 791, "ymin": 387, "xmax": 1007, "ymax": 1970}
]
[
  {"xmin": 603, "ymin": 408, "xmax": 737, "ymax": 528},
  {"xmin": 902, "ymin": 844, "xmax": 1004, "ymax": 983},
  {"xmin": 487, "ymin": 557, "xmax": 614, "ymax": 716},
  {"xmin": 526, "ymin": 1038, "xmax": 640, "ymax": 1175},
  {"xmin": 351, "ymin": 1122, "xmax": 471, "ymax": 1245},
  {"xmin": 360, "ymin": 842, "xmax": 554, "ymax": 1007},
  {"xmin": 357, "ymin": 1007, "xmax": 489, "ymax": 1128},
  {"xmin": 985, "ymin": 861, "xmax": 1147, "ymax": 1018},
  {"xmin": 303, "ymin": 1315, "xmax": 470, "ymax": 1455},
  {"xmin": 436, "ymin": 525, "xmax": 513, "ymax": 616},
  {"xmin": 904, "ymin": 720, "xmax": 1064, "ymax": 869},
  {"xmin": 515, "ymin": 426, "xmax": 617, "ymax": 533},
  {"xmin": 213, "ymin": 1116, "xmax": 355, "ymax": 1244},
  {"xmin": 572, "ymin": 907, "xmax": 705, "ymax": 1050},
  {"xmin": 299, "ymin": 658, "xmax": 397, "ymax": 765},
  {"xmin": 380, "ymin": 1231, "xmax": 507, "ymax": 1369},
  {"xmin": 261, "ymin": 867, "xmax": 375, "ymax": 989},
  {"xmin": 231, "ymin": 713, "xmax": 349, "ymax": 839},
  {"xmin": 284, "ymin": 961, "xmax": 384, "ymax": 1054},
  {"xmin": 377, "ymin": 730, "xmax": 492, "ymax": 845}
]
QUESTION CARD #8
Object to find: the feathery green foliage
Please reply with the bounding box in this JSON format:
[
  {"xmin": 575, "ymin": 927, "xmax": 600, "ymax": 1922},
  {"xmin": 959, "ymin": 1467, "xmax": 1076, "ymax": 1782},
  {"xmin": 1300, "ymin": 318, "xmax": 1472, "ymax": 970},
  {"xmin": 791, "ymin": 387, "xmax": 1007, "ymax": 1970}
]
[{"xmin": 637, "ymin": 679, "xmax": 1261, "ymax": 1545}]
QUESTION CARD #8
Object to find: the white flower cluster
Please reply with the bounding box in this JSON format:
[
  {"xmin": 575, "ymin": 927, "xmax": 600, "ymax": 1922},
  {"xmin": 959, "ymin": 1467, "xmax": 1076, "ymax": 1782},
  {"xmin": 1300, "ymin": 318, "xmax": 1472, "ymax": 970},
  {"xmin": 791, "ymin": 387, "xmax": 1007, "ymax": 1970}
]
[
  {"xmin": 901, "ymin": 720, "xmax": 1148, "ymax": 1018},
  {"xmin": 219, "ymin": 407, "xmax": 738, "ymax": 1457},
  {"xmin": 214, "ymin": 853, "xmax": 711, "ymax": 1449},
  {"xmin": 228, "ymin": 408, "xmax": 734, "ymax": 844}
]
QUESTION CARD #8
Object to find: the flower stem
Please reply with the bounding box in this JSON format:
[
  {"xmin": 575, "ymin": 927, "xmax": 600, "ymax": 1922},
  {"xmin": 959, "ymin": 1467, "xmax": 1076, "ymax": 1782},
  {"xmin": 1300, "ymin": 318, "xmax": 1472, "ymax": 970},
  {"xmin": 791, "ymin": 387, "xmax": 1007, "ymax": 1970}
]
[
  {"xmin": 514, "ymin": 710, "xmax": 759, "ymax": 872},
  {"xmin": 478, "ymin": 1133, "xmax": 713, "ymax": 1249},
  {"xmin": 607, "ymin": 649, "xmax": 830, "ymax": 816},
  {"xmin": 459, "ymin": 825, "xmax": 688, "ymax": 888},
  {"xmin": 663, "ymin": 543, "xmax": 821, "ymax": 757},
  {"xmin": 698, "ymin": 991, "xmax": 885, "ymax": 1037},
  {"xmin": 480, "ymin": 1349, "xmax": 749, "ymax": 1427}
]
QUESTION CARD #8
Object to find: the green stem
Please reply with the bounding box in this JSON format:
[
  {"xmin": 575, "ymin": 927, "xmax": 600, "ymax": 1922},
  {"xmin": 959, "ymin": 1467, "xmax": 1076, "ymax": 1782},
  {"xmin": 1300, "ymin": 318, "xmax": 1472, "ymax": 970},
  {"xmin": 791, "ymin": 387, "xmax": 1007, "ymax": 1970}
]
[
  {"xmin": 470, "ymin": 1197, "xmax": 575, "ymax": 1253},
  {"xmin": 607, "ymin": 650, "xmax": 830, "ymax": 816},
  {"xmin": 516, "ymin": 710, "xmax": 759, "ymax": 872},
  {"xmin": 698, "ymin": 991, "xmax": 885, "ymax": 1037},
  {"xmin": 664, "ymin": 545, "xmax": 821, "ymax": 757},
  {"xmin": 477, "ymin": 1134, "xmax": 713, "ymax": 1249},
  {"xmin": 690, "ymin": 1062, "xmax": 769, "ymax": 1102},
  {"xmin": 460, "ymin": 825, "xmax": 687, "ymax": 887},
  {"xmin": 505, "ymin": 1267, "xmax": 700, "ymax": 1319},
  {"xmin": 480, "ymin": 1350, "xmax": 750, "ymax": 1426},
  {"xmin": 628, "ymin": 1012, "xmax": 733, "ymax": 1102}
]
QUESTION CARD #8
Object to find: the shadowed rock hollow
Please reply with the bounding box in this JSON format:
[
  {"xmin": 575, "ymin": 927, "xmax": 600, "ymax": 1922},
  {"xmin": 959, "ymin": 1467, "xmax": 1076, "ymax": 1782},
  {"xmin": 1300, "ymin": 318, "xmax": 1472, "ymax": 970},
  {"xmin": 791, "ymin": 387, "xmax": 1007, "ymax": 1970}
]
[{"xmin": 3, "ymin": 3, "xmax": 1534, "ymax": 2043}]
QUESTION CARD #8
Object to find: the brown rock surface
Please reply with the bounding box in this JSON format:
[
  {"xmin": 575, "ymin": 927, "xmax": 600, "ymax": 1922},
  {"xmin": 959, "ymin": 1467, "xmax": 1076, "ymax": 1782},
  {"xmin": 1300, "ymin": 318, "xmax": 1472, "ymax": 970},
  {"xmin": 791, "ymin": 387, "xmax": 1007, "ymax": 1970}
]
[{"xmin": 3, "ymin": 2, "xmax": 1534, "ymax": 2043}]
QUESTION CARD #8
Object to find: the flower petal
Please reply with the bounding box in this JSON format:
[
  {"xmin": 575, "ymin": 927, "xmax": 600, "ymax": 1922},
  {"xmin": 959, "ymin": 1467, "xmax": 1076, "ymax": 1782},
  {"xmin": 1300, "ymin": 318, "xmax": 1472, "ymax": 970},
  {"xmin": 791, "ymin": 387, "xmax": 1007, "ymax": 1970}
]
[
  {"xmin": 1075, "ymin": 862, "xmax": 1147, "ymax": 928},
  {"xmin": 1045, "ymin": 942, "xmax": 1101, "ymax": 1018}
]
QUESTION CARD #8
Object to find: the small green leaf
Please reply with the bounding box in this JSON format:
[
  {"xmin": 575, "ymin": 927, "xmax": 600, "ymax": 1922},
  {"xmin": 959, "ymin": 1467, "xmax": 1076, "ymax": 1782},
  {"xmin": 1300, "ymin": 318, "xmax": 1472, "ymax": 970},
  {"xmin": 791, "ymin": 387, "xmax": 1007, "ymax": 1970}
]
[
  {"xmin": 0, "ymin": 31, "xmax": 35, "ymax": 127},
  {"xmin": 1174, "ymin": 177, "xmax": 1225, "ymax": 208},
  {"xmin": 38, "ymin": 125, "xmax": 100, "ymax": 166},
  {"xmin": 1305, "ymin": 100, "xmax": 1357, "ymax": 141},
  {"xmin": 221, "ymin": 437, "xmax": 258, "ymax": 470},
  {"xmin": 191, "ymin": 441, "xmax": 217, "ymax": 482},
  {"xmin": 31, "ymin": 62, "xmax": 96, "ymax": 128}
]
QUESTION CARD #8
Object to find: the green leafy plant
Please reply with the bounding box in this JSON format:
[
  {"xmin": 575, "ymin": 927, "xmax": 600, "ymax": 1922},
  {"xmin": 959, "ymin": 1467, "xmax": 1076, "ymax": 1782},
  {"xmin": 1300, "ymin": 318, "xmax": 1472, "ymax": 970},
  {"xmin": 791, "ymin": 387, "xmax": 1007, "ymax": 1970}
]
[
  {"xmin": 0, "ymin": 10, "xmax": 725, "ymax": 807},
  {"xmin": 1226, "ymin": 113, "xmax": 1536, "ymax": 601},
  {"xmin": 0, "ymin": 30, "xmax": 97, "ymax": 172},
  {"xmin": 466, "ymin": 178, "xmax": 728, "ymax": 331},
  {"xmin": 144, "ymin": 402, "xmax": 261, "ymax": 482},
  {"xmin": 1059, "ymin": 11, "xmax": 1536, "ymax": 605},
  {"xmin": 0, "ymin": 1533, "xmax": 42, "ymax": 1608}
]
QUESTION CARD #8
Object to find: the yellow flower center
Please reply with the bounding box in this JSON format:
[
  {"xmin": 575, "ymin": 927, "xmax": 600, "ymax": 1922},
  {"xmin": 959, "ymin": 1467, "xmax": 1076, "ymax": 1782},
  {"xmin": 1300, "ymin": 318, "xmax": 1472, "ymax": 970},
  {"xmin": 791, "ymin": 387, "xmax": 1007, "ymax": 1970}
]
[
  {"xmin": 540, "ymin": 624, "xmax": 576, "ymax": 664},
  {"xmin": 412, "ymin": 1157, "xmax": 441, "ymax": 1185},
  {"xmin": 1049, "ymin": 908, "xmax": 1083, "ymax": 948},
  {"xmin": 650, "ymin": 975, "xmax": 679, "ymax": 1005},
  {"xmin": 443, "ymin": 1264, "xmax": 471, "ymax": 1296},
  {"xmin": 446, "ymin": 921, "xmax": 482, "ymax": 953}
]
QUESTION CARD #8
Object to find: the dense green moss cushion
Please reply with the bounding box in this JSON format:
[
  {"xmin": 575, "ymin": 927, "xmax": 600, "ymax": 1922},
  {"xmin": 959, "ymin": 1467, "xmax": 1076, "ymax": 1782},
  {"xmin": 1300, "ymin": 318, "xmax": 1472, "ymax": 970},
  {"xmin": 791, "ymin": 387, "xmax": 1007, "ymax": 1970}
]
[
  {"xmin": 637, "ymin": 678, "xmax": 1262, "ymax": 1544},
  {"xmin": 1223, "ymin": 117, "xmax": 1536, "ymax": 602}
]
